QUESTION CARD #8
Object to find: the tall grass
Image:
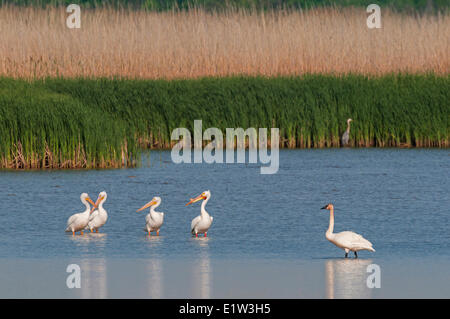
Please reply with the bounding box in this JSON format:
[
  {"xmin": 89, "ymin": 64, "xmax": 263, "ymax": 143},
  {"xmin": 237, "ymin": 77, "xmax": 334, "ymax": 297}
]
[
  {"xmin": 0, "ymin": 78, "xmax": 138, "ymax": 168},
  {"xmin": 0, "ymin": 6, "xmax": 448, "ymax": 79},
  {"xmin": 0, "ymin": 75, "xmax": 448, "ymax": 169}
]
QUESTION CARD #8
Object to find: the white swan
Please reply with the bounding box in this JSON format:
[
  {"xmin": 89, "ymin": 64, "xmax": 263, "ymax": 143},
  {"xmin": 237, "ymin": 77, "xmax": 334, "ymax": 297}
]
[
  {"xmin": 137, "ymin": 196, "xmax": 164, "ymax": 236},
  {"xmin": 186, "ymin": 190, "xmax": 213, "ymax": 237},
  {"xmin": 65, "ymin": 193, "xmax": 96, "ymax": 235},
  {"xmin": 86, "ymin": 191, "xmax": 108, "ymax": 233},
  {"xmin": 321, "ymin": 203, "xmax": 375, "ymax": 258}
]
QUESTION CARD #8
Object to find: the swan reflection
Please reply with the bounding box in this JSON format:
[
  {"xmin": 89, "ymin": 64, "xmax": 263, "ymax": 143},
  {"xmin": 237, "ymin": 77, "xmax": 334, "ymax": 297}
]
[{"xmin": 325, "ymin": 259, "xmax": 373, "ymax": 299}]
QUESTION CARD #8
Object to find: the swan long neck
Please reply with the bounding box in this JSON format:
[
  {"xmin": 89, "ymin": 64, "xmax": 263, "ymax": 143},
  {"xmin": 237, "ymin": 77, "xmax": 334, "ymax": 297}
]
[
  {"xmin": 346, "ymin": 121, "xmax": 351, "ymax": 133},
  {"xmin": 327, "ymin": 208, "xmax": 335, "ymax": 235}
]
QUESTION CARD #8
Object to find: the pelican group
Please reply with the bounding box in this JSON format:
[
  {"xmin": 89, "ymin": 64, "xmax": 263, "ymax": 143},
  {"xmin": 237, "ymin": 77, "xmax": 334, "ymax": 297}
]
[
  {"xmin": 321, "ymin": 203, "xmax": 375, "ymax": 258},
  {"xmin": 186, "ymin": 190, "xmax": 213, "ymax": 237}
]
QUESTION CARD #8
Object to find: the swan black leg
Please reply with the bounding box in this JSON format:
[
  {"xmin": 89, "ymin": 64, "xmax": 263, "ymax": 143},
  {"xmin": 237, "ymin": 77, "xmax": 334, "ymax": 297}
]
[
  {"xmin": 345, "ymin": 252, "xmax": 348, "ymax": 258},
  {"xmin": 354, "ymin": 251, "xmax": 358, "ymax": 259}
]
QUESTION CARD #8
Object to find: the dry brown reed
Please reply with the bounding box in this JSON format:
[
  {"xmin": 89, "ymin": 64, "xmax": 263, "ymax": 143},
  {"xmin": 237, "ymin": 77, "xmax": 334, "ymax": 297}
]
[{"xmin": 0, "ymin": 5, "xmax": 448, "ymax": 79}]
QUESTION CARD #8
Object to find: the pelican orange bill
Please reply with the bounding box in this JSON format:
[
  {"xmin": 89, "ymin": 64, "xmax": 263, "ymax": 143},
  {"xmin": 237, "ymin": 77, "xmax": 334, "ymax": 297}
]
[
  {"xmin": 85, "ymin": 196, "xmax": 95, "ymax": 207},
  {"xmin": 185, "ymin": 194, "xmax": 206, "ymax": 206},
  {"xmin": 90, "ymin": 195, "xmax": 104, "ymax": 214},
  {"xmin": 137, "ymin": 200, "xmax": 157, "ymax": 212}
]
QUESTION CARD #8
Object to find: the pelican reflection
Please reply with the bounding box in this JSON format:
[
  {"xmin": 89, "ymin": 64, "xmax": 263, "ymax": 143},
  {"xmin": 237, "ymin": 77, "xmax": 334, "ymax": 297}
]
[
  {"xmin": 192, "ymin": 237, "xmax": 211, "ymax": 298},
  {"xmin": 79, "ymin": 258, "xmax": 107, "ymax": 299},
  {"xmin": 147, "ymin": 259, "xmax": 163, "ymax": 298},
  {"xmin": 69, "ymin": 233, "xmax": 107, "ymax": 246},
  {"xmin": 144, "ymin": 234, "xmax": 163, "ymax": 247}
]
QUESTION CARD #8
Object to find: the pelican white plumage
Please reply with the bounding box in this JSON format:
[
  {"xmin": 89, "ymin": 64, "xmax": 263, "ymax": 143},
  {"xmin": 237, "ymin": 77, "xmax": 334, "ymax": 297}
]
[
  {"xmin": 86, "ymin": 191, "xmax": 108, "ymax": 233},
  {"xmin": 137, "ymin": 196, "xmax": 164, "ymax": 236},
  {"xmin": 321, "ymin": 203, "xmax": 375, "ymax": 258},
  {"xmin": 186, "ymin": 190, "xmax": 213, "ymax": 237},
  {"xmin": 65, "ymin": 193, "xmax": 97, "ymax": 235}
]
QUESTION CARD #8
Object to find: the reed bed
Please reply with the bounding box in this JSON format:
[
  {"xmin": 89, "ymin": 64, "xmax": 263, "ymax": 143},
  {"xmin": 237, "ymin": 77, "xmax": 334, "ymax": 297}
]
[
  {"xmin": 0, "ymin": 6, "xmax": 449, "ymax": 79},
  {"xmin": 0, "ymin": 78, "xmax": 137, "ymax": 169},
  {"xmin": 0, "ymin": 75, "xmax": 448, "ymax": 169}
]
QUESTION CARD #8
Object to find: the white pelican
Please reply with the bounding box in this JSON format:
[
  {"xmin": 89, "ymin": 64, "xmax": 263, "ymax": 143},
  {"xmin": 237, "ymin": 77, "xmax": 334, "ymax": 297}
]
[
  {"xmin": 137, "ymin": 196, "xmax": 164, "ymax": 236},
  {"xmin": 65, "ymin": 193, "xmax": 97, "ymax": 235},
  {"xmin": 86, "ymin": 191, "xmax": 108, "ymax": 233},
  {"xmin": 321, "ymin": 203, "xmax": 375, "ymax": 258},
  {"xmin": 186, "ymin": 190, "xmax": 213, "ymax": 237}
]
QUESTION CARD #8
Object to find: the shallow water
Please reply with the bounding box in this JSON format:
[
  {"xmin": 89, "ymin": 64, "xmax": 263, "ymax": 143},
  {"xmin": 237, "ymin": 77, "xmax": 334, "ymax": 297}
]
[{"xmin": 0, "ymin": 149, "xmax": 449, "ymax": 298}]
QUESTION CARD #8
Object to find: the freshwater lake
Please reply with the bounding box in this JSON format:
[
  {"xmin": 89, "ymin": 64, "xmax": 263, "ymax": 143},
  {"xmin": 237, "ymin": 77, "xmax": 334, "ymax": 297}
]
[{"xmin": 0, "ymin": 149, "xmax": 449, "ymax": 298}]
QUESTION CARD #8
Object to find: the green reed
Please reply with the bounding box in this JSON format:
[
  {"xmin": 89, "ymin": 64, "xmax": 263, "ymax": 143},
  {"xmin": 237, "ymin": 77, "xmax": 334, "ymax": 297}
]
[{"xmin": 0, "ymin": 74, "xmax": 448, "ymax": 169}]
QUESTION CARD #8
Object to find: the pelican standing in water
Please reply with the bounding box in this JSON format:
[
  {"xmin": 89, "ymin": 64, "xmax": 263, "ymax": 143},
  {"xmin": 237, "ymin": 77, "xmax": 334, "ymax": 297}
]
[
  {"xmin": 137, "ymin": 196, "xmax": 164, "ymax": 236},
  {"xmin": 321, "ymin": 204, "xmax": 375, "ymax": 258},
  {"xmin": 341, "ymin": 118, "xmax": 352, "ymax": 146},
  {"xmin": 65, "ymin": 193, "xmax": 97, "ymax": 235},
  {"xmin": 86, "ymin": 191, "xmax": 108, "ymax": 233},
  {"xmin": 186, "ymin": 190, "xmax": 213, "ymax": 237}
]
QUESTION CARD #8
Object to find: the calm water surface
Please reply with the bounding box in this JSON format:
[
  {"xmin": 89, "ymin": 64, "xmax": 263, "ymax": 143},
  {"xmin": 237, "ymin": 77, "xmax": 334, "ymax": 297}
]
[{"xmin": 0, "ymin": 149, "xmax": 449, "ymax": 298}]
